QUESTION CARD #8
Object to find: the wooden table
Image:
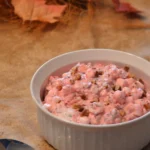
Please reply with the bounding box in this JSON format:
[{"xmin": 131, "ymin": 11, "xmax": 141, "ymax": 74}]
[{"xmin": 0, "ymin": 6, "xmax": 150, "ymax": 150}]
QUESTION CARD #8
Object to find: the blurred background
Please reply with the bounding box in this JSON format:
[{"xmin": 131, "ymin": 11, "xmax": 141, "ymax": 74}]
[{"xmin": 0, "ymin": 0, "xmax": 150, "ymax": 150}]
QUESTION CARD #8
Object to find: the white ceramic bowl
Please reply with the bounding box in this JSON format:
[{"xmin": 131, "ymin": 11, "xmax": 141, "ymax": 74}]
[{"xmin": 30, "ymin": 49, "xmax": 150, "ymax": 150}]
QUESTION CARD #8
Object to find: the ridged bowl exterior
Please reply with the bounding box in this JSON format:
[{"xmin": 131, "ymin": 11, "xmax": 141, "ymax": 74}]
[
  {"xmin": 31, "ymin": 49, "xmax": 150, "ymax": 150},
  {"xmin": 37, "ymin": 107, "xmax": 150, "ymax": 150}
]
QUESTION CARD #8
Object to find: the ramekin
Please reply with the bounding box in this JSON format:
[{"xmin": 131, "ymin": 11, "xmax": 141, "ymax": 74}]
[{"xmin": 30, "ymin": 49, "xmax": 150, "ymax": 150}]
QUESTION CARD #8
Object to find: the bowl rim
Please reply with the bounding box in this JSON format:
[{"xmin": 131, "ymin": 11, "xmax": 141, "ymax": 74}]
[{"xmin": 30, "ymin": 48, "xmax": 150, "ymax": 128}]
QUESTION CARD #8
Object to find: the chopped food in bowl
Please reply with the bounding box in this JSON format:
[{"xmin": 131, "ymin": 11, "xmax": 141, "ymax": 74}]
[
  {"xmin": 30, "ymin": 49, "xmax": 150, "ymax": 150},
  {"xmin": 43, "ymin": 63, "xmax": 150, "ymax": 125}
]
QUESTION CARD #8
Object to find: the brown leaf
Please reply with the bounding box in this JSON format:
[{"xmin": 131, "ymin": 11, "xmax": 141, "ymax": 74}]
[
  {"xmin": 112, "ymin": 0, "xmax": 141, "ymax": 13},
  {"xmin": 11, "ymin": 0, "xmax": 67, "ymax": 23}
]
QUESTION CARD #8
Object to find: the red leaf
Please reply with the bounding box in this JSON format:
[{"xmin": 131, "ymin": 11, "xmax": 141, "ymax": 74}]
[
  {"xmin": 12, "ymin": 0, "xmax": 67, "ymax": 23},
  {"xmin": 112, "ymin": 0, "xmax": 141, "ymax": 13}
]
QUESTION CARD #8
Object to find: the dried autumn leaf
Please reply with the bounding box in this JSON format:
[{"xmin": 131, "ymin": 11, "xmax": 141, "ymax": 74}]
[
  {"xmin": 112, "ymin": 0, "xmax": 141, "ymax": 13},
  {"xmin": 119, "ymin": 0, "xmax": 150, "ymax": 13},
  {"xmin": 11, "ymin": 0, "xmax": 67, "ymax": 23}
]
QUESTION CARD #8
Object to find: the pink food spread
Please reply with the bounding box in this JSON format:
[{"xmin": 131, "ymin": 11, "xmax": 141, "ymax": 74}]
[{"xmin": 43, "ymin": 63, "xmax": 150, "ymax": 125}]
